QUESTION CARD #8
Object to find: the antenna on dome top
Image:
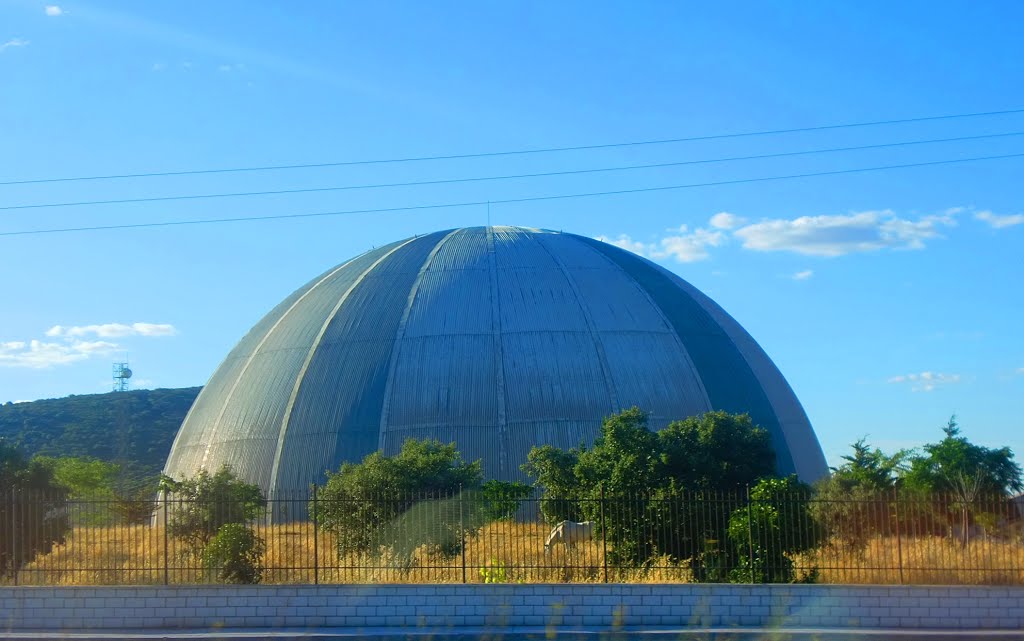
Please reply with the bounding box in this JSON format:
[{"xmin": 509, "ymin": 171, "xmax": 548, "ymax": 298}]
[
  {"xmin": 487, "ymin": 201, "xmax": 491, "ymax": 228},
  {"xmin": 112, "ymin": 360, "xmax": 132, "ymax": 392}
]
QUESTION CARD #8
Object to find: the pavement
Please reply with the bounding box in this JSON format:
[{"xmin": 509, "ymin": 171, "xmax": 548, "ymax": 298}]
[{"xmin": 2, "ymin": 627, "xmax": 1024, "ymax": 641}]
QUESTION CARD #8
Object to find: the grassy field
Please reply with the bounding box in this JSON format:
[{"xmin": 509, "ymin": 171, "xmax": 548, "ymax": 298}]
[{"xmin": 10, "ymin": 521, "xmax": 1023, "ymax": 586}]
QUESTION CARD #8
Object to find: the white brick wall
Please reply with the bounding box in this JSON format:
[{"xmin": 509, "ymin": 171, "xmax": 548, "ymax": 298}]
[{"xmin": 0, "ymin": 585, "xmax": 1021, "ymax": 631}]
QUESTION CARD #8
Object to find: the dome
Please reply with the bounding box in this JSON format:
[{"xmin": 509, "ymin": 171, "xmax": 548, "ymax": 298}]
[{"xmin": 164, "ymin": 226, "xmax": 827, "ymax": 500}]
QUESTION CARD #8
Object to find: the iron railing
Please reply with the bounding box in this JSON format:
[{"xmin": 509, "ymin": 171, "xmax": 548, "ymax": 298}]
[{"xmin": 2, "ymin": 489, "xmax": 1022, "ymax": 586}]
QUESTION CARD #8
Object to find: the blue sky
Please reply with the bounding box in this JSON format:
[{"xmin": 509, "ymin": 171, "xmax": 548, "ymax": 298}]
[{"xmin": 1, "ymin": 1, "xmax": 1021, "ymax": 467}]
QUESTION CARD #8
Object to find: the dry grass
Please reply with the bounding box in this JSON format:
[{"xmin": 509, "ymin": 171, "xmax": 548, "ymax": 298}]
[
  {"xmin": 797, "ymin": 535, "xmax": 1024, "ymax": 585},
  {"xmin": 9, "ymin": 522, "xmax": 1023, "ymax": 586}
]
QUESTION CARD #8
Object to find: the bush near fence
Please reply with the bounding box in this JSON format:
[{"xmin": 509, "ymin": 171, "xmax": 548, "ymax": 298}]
[{"xmin": 3, "ymin": 489, "xmax": 1023, "ymax": 586}]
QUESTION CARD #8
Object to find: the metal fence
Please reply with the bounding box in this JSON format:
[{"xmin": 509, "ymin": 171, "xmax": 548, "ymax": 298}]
[{"xmin": 2, "ymin": 489, "xmax": 1022, "ymax": 586}]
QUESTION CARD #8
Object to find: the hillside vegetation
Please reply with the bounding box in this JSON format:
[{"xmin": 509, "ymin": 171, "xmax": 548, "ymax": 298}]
[{"xmin": 0, "ymin": 387, "xmax": 200, "ymax": 486}]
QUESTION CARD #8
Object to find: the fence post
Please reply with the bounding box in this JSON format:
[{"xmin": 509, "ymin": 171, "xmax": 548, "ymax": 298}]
[
  {"xmin": 893, "ymin": 488, "xmax": 904, "ymax": 585},
  {"xmin": 10, "ymin": 490, "xmax": 17, "ymax": 586},
  {"xmin": 162, "ymin": 492, "xmax": 169, "ymax": 586},
  {"xmin": 600, "ymin": 484, "xmax": 608, "ymax": 583},
  {"xmin": 459, "ymin": 485, "xmax": 467, "ymax": 584},
  {"xmin": 746, "ymin": 486, "xmax": 754, "ymax": 584},
  {"xmin": 312, "ymin": 484, "xmax": 319, "ymax": 585}
]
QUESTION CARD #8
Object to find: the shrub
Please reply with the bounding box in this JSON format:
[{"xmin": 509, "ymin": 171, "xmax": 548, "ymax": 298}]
[
  {"xmin": 314, "ymin": 439, "xmax": 483, "ymax": 559},
  {"xmin": 164, "ymin": 466, "xmax": 266, "ymax": 549},
  {"xmin": 479, "ymin": 480, "xmax": 533, "ymax": 521},
  {"xmin": 0, "ymin": 441, "xmax": 69, "ymax": 577},
  {"xmin": 202, "ymin": 523, "xmax": 266, "ymax": 584}
]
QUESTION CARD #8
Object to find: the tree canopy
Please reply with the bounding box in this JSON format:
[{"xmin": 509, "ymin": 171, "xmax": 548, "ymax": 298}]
[
  {"xmin": 523, "ymin": 407, "xmax": 776, "ymax": 505},
  {"xmin": 0, "ymin": 440, "xmax": 70, "ymax": 577},
  {"xmin": 314, "ymin": 438, "xmax": 484, "ymax": 558},
  {"xmin": 523, "ymin": 408, "xmax": 781, "ymax": 567},
  {"xmin": 162, "ymin": 465, "xmax": 267, "ymax": 549},
  {"xmin": 903, "ymin": 416, "xmax": 1023, "ymax": 497}
]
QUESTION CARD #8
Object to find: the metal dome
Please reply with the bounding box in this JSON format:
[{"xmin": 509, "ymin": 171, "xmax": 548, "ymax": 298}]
[{"xmin": 164, "ymin": 226, "xmax": 828, "ymax": 501}]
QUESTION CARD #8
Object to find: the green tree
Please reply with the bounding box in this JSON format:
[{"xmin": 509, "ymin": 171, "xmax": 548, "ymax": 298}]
[
  {"xmin": 313, "ymin": 438, "xmax": 483, "ymax": 558},
  {"xmin": 659, "ymin": 411, "xmax": 776, "ymax": 490},
  {"xmin": 202, "ymin": 523, "xmax": 266, "ymax": 584},
  {"xmin": 0, "ymin": 440, "xmax": 69, "ymax": 577},
  {"xmin": 163, "ymin": 466, "xmax": 266, "ymax": 549},
  {"xmin": 903, "ymin": 416, "xmax": 1022, "ymax": 544},
  {"xmin": 572, "ymin": 408, "xmax": 664, "ymax": 564},
  {"xmin": 904, "ymin": 416, "xmax": 1023, "ymax": 496},
  {"xmin": 34, "ymin": 456, "xmax": 121, "ymax": 499},
  {"xmin": 520, "ymin": 444, "xmax": 582, "ymax": 524},
  {"xmin": 479, "ymin": 480, "xmax": 533, "ymax": 521},
  {"xmin": 812, "ymin": 438, "xmax": 906, "ymax": 552},
  {"xmin": 724, "ymin": 476, "xmax": 820, "ymax": 583},
  {"xmin": 522, "ymin": 408, "xmax": 780, "ymax": 567}
]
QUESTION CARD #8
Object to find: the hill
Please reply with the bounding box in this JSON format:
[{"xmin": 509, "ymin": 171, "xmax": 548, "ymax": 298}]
[{"xmin": 0, "ymin": 387, "xmax": 201, "ymax": 486}]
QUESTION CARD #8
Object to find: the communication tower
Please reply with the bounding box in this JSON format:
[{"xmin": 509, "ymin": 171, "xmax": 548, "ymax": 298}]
[{"xmin": 112, "ymin": 361, "xmax": 133, "ymax": 392}]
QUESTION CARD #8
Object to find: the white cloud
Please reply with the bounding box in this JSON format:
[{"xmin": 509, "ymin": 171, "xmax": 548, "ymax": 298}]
[
  {"xmin": 45, "ymin": 5, "xmax": 63, "ymax": 16},
  {"xmin": 975, "ymin": 210, "xmax": 1024, "ymax": 229},
  {"xmin": 600, "ymin": 207, "xmax": 966, "ymax": 264},
  {"xmin": 0, "ymin": 38, "xmax": 30, "ymax": 52},
  {"xmin": 657, "ymin": 227, "xmax": 725, "ymax": 262},
  {"xmin": 597, "ymin": 225, "xmax": 724, "ymax": 263},
  {"xmin": 733, "ymin": 209, "xmax": 957, "ymax": 256},
  {"xmin": 708, "ymin": 212, "xmax": 747, "ymax": 230},
  {"xmin": 595, "ymin": 234, "xmax": 652, "ymax": 255},
  {"xmin": 46, "ymin": 322, "xmax": 177, "ymax": 338},
  {"xmin": 887, "ymin": 371, "xmax": 961, "ymax": 392},
  {"xmin": 3, "ymin": 322, "xmax": 176, "ymax": 369},
  {"xmin": 0, "ymin": 339, "xmax": 119, "ymax": 369},
  {"xmin": 792, "ymin": 270, "xmax": 814, "ymax": 281}
]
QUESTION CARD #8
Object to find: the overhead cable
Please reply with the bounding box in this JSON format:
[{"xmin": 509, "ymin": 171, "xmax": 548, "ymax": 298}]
[
  {"xmin": 1, "ymin": 151, "xmax": 1020, "ymax": 237},
  {"xmin": 3, "ymin": 131, "xmax": 1022, "ymax": 212},
  {"xmin": 1, "ymin": 108, "xmax": 1022, "ymax": 187}
]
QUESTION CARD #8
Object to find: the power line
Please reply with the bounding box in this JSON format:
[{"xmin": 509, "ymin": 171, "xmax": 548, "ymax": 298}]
[
  {"xmin": 2, "ymin": 108, "xmax": 1023, "ymax": 187},
  {"xmin": 4, "ymin": 130, "xmax": 1022, "ymax": 212},
  {"xmin": 2, "ymin": 151, "xmax": 1020, "ymax": 238}
]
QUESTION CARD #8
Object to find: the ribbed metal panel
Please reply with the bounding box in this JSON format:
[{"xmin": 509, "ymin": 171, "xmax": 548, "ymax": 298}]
[
  {"xmin": 384, "ymin": 334, "xmax": 498, "ymax": 428},
  {"xmin": 428, "ymin": 227, "xmax": 489, "ymax": 271},
  {"xmin": 271, "ymin": 232, "xmax": 447, "ymax": 496},
  {"xmin": 497, "ymin": 265, "xmax": 589, "ymax": 333},
  {"xmin": 598, "ymin": 331, "xmax": 712, "ymax": 424},
  {"xmin": 506, "ymin": 419, "xmax": 598, "ymax": 481},
  {"xmin": 165, "ymin": 226, "xmax": 828, "ymax": 510},
  {"xmin": 403, "ymin": 269, "xmax": 491, "ymax": 338},
  {"xmin": 561, "ymin": 266, "xmax": 673, "ymax": 332},
  {"xmin": 493, "ymin": 226, "xmax": 556, "ymax": 270},
  {"xmin": 501, "ymin": 331, "xmax": 612, "ymax": 422}
]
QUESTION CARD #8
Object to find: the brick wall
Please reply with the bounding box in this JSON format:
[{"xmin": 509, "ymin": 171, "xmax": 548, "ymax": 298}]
[{"xmin": 2, "ymin": 584, "xmax": 1022, "ymax": 631}]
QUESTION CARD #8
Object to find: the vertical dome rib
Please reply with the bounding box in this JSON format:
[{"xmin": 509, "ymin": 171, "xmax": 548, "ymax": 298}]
[
  {"xmin": 376, "ymin": 229, "xmax": 464, "ymax": 449},
  {"xmin": 530, "ymin": 232, "xmax": 620, "ymax": 415},
  {"xmin": 272, "ymin": 232, "xmax": 450, "ymax": 495},
  {"xmin": 555, "ymin": 232, "xmax": 712, "ymax": 427},
  {"xmin": 267, "ymin": 236, "xmax": 419, "ymax": 501},
  {"xmin": 485, "ymin": 227, "xmax": 510, "ymax": 478}
]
